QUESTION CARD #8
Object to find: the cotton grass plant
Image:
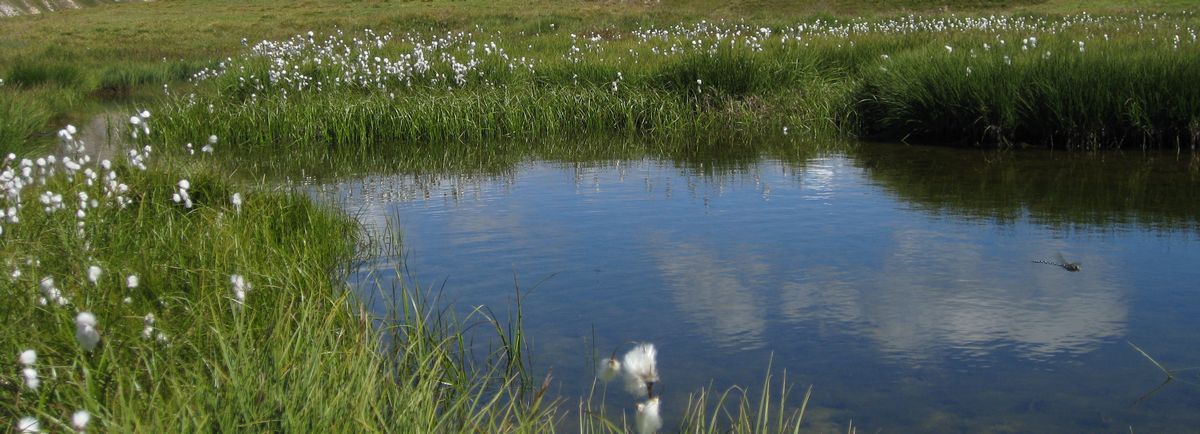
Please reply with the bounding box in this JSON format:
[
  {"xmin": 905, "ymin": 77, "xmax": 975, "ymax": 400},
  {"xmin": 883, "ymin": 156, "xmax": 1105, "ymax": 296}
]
[
  {"xmin": 150, "ymin": 12, "xmax": 1200, "ymax": 152},
  {"xmin": 0, "ymin": 117, "xmax": 564, "ymax": 431}
]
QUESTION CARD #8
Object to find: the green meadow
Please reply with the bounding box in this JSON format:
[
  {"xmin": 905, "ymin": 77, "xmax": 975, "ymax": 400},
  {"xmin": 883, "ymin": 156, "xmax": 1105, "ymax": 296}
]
[{"xmin": 2, "ymin": 0, "xmax": 1198, "ymax": 432}]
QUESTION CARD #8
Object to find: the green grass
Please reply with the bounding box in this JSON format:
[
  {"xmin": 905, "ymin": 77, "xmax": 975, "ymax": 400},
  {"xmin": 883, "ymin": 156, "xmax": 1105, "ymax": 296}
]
[
  {"xmin": 0, "ymin": 138, "xmax": 566, "ymax": 431},
  {"xmin": 3, "ymin": 0, "xmax": 1198, "ymax": 155},
  {"xmin": 853, "ymin": 36, "xmax": 1200, "ymax": 149},
  {"xmin": 4, "ymin": 1, "xmax": 1200, "ymax": 432},
  {"xmin": 0, "ymin": 89, "xmax": 53, "ymax": 154},
  {"xmin": 146, "ymin": 12, "xmax": 1200, "ymax": 152}
]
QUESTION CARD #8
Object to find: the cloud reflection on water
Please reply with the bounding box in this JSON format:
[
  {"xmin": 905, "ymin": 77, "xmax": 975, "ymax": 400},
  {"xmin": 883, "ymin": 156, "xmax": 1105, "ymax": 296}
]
[
  {"xmin": 648, "ymin": 238, "xmax": 770, "ymax": 351},
  {"xmin": 315, "ymin": 156, "xmax": 1130, "ymax": 369},
  {"xmin": 771, "ymin": 233, "xmax": 1125, "ymax": 363}
]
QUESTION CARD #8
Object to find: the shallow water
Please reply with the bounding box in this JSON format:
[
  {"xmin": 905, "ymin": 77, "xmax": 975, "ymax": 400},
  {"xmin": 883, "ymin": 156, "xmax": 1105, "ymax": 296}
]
[{"xmin": 313, "ymin": 143, "xmax": 1200, "ymax": 432}]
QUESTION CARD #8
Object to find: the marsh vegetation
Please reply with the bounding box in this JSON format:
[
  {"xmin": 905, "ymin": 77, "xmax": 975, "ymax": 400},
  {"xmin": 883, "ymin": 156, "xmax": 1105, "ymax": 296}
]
[{"xmin": 3, "ymin": 0, "xmax": 1200, "ymax": 432}]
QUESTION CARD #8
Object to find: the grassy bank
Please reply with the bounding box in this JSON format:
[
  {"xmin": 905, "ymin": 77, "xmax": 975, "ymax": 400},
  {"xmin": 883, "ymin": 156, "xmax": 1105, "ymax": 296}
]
[
  {"xmin": 143, "ymin": 12, "xmax": 1200, "ymax": 154},
  {"xmin": 4, "ymin": 1, "xmax": 1200, "ymax": 155},
  {"xmin": 854, "ymin": 32, "xmax": 1200, "ymax": 149},
  {"xmin": 0, "ymin": 124, "xmax": 564, "ymax": 431}
]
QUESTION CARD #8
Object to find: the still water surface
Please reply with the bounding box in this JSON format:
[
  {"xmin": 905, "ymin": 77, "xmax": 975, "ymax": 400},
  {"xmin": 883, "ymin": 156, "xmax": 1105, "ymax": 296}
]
[{"xmin": 312, "ymin": 143, "xmax": 1200, "ymax": 432}]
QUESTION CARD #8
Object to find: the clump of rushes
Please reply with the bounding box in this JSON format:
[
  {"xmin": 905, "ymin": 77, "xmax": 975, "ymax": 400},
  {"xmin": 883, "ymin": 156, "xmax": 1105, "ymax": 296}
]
[{"xmin": 852, "ymin": 34, "xmax": 1200, "ymax": 149}]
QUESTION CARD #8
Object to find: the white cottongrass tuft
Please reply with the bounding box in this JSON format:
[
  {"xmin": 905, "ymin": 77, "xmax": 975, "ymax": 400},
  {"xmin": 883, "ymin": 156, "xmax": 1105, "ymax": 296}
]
[
  {"xmin": 231, "ymin": 192, "xmax": 243, "ymax": 213},
  {"xmin": 16, "ymin": 417, "xmax": 39, "ymax": 434},
  {"xmin": 231, "ymin": 274, "xmax": 251, "ymax": 305},
  {"xmin": 72, "ymin": 410, "xmax": 91, "ymax": 431},
  {"xmin": 19, "ymin": 349, "xmax": 36, "ymax": 366},
  {"xmin": 597, "ymin": 356, "xmax": 621, "ymax": 382},
  {"xmin": 22, "ymin": 367, "xmax": 39, "ymax": 390},
  {"xmin": 75, "ymin": 312, "xmax": 101, "ymax": 352},
  {"xmin": 622, "ymin": 343, "xmax": 659, "ymax": 396},
  {"xmin": 127, "ymin": 275, "xmax": 139, "ymax": 288},
  {"xmin": 40, "ymin": 276, "xmax": 68, "ymax": 306},
  {"xmin": 87, "ymin": 265, "xmax": 102, "ymax": 284},
  {"xmin": 142, "ymin": 313, "xmax": 157, "ymax": 340},
  {"xmin": 635, "ymin": 397, "xmax": 663, "ymax": 434},
  {"xmin": 174, "ymin": 179, "xmax": 192, "ymax": 208}
]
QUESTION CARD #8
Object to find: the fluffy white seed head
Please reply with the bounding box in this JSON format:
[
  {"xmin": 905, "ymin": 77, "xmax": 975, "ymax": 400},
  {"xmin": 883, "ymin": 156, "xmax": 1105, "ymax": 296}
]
[
  {"xmin": 230, "ymin": 274, "xmax": 250, "ymax": 292},
  {"xmin": 87, "ymin": 265, "xmax": 102, "ymax": 284},
  {"xmin": 75, "ymin": 312, "xmax": 101, "ymax": 352},
  {"xmin": 19, "ymin": 349, "xmax": 36, "ymax": 366},
  {"xmin": 72, "ymin": 410, "xmax": 91, "ymax": 431},
  {"xmin": 598, "ymin": 357, "xmax": 621, "ymax": 382},
  {"xmin": 22, "ymin": 367, "xmax": 39, "ymax": 390},
  {"xmin": 623, "ymin": 369, "xmax": 647, "ymax": 396},
  {"xmin": 127, "ymin": 275, "xmax": 139, "ymax": 288},
  {"xmin": 76, "ymin": 311, "xmax": 97, "ymax": 327},
  {"xmin": 622, "ymin": 343, "xmax": 659, "ymax": 396},
  {"xmin": 635, "ymin": 397, "xmax": 663, "ymax": 434},
  {"xmin": 16, "ymin": 417, "xmax": 39, "ymax": 434}
]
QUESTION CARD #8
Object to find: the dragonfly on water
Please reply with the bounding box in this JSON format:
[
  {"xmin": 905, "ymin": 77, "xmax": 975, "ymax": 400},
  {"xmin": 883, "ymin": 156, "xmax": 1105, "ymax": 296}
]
[{"xmin": 1033, "ymin": 252, "xmax": 1081, "ymax": 272}]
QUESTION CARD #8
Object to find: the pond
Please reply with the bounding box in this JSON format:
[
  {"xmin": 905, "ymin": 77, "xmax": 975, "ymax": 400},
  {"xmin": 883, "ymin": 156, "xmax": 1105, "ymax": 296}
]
[{"xmin": 311, "ymin": 142, "xmax": 1200, "ymax": 432}]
